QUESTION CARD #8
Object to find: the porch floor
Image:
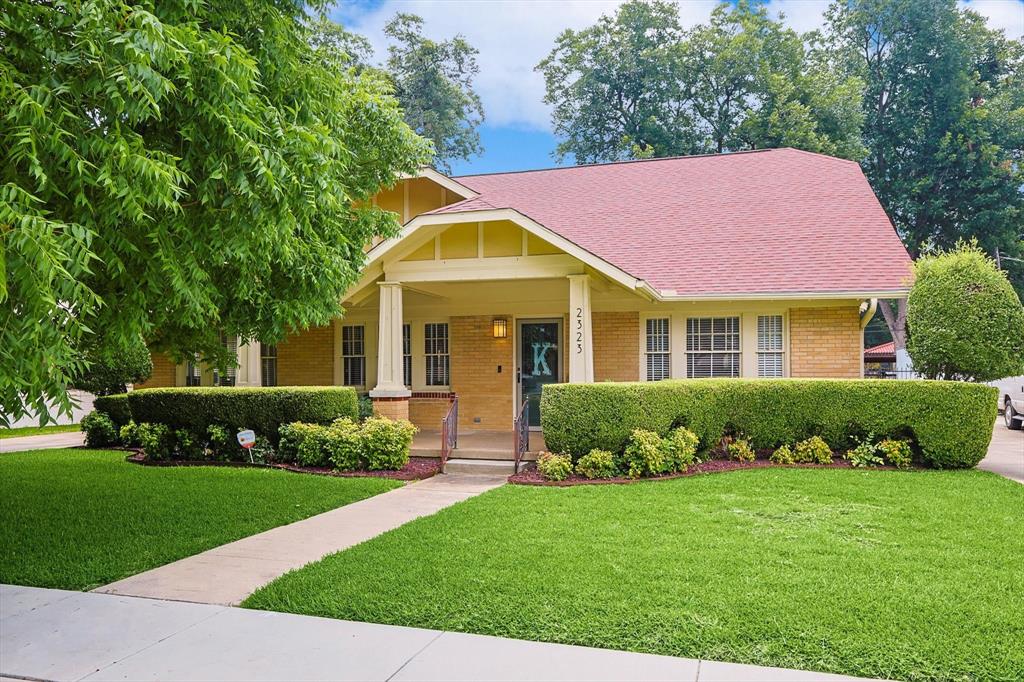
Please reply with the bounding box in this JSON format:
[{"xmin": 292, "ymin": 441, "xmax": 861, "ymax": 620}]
[{"xmin": 411, "ymin": 429, "xmax": 545, "ymax": 461}]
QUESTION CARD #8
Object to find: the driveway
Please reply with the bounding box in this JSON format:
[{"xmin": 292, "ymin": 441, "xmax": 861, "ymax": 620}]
[
  {"xmin": 978, "ymin": 419, "xmax": 1023, "ymax": 483},
  {"xmin": 0, "ymin": 431, "xmax": 85, "ymax": 453}
]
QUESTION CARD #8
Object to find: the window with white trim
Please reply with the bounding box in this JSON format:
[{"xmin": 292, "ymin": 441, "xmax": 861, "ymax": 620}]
[
  {"xmin": 686, "ymin": 317, "xmax": 740, "ymax": 378},
  {"xmin": 213, "ymin": 334, "xmax": 237, "ymax": 386},
  {"xmin": 342, "ymin": 325, "xmax": 366, "ymax": 386},
  {"xmin": 424, "ymin": 323, "xmax": 449, "ymax": 386},
  {"xmin": 645, "ymin": 318, "xmax": 671, "ymax": 381},
  {"xmin": 757, "ymin": 315, "xmax": 784, "ymax": 377},
  {"xmin": 261, "ymin": 344, "xmax": 278, "ymax": 387},
  {"xmin": 402, "ymin": 324, "xmax": 412, "ymax": 388}
]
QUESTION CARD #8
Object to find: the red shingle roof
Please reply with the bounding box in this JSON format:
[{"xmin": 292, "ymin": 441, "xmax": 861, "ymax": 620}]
[
  {"xmin": 864, "ymin": 341, "xmax": 896, "ymax": 359},
  {"xmin": 430, "ymin": 148, "xmax": 912, "ymax": 296}
]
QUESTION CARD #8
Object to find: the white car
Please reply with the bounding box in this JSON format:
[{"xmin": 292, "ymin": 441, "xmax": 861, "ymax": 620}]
[{"xmin": 1002, "ymin": 381, "xmax": 1024, "ymax": 430}]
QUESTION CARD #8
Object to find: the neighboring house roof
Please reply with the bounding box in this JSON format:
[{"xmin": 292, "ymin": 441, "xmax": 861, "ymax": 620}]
[
  {"xmin": 424, "ymin": 148, "xmax": 912, "ymax": 297},
  {"xmin": 864, "ymin": 341, "xmax": 896, "ymax": 361}
]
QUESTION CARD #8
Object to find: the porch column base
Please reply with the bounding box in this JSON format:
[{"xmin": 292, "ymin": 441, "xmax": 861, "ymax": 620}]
[{"xmin": 370, "ymin": 390, "xmax": 411, "ymax": 421}]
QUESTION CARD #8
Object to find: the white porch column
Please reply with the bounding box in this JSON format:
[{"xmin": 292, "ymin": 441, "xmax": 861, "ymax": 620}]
[
  {"xmin": 568, "ymin": 274, "xmax": 594, "ymax": 383},
  {"xmin": 238, "ymin": 341, "xmax": 261, "ymax": 387},
  {"xmin": 370, "ymin": 281, "xmax": 411, "ymax": 398}
]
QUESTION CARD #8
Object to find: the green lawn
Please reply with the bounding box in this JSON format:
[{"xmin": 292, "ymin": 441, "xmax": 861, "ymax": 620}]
[
  {"xmin": 0, "ymin": 423, "xmax": 80, "ymax": 439},
  {"xmin": 0, "ymin": 448, "xmax": 401, "ymax": 590},
  {"xmin": 245, "ymin": 468, "xmax": 1024, "ymax": 682}
]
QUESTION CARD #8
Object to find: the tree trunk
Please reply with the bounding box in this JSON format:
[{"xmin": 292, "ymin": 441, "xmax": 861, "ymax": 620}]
[{"xmin": 878, "ymin": 298, "xmax": 907, "ymax": 350}]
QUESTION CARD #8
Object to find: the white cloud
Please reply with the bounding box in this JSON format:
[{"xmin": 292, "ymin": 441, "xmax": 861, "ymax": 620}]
[
  {"xmin": 331, "ymin": 0, "xmax": 717, "ymax": 131},
  {"xmin": 765, "ymin": 0, "xmax": 831, "ymax": 34},
  {"xmin": 959, "ymin": 0, "xmax": 1024, "ymax": 39}
]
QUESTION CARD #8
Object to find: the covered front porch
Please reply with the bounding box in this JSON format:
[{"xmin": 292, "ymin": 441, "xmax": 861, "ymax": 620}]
[{"xmin": 411, "ymin": 428, "xmax": 546, "ymax": 461}]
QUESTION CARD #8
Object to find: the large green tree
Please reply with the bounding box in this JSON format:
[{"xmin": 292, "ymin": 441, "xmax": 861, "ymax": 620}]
[
  {"xmin": 826, "ymin": 0, "xmax": 1024, "ymax": 348},
  {"xmin": 1, "ymin": 0, "xmax": 429, "ymax": 424},
  {"xmin": 537, "ymin": 0, "xmax": 865, "ymax": 162},
  {"xmin": 309, "ymin": 14, "xmax": 485, "ymax": 172},
  {"xmin": 383, "ymin": 14, "xmax": 484, "ymax": 172}
]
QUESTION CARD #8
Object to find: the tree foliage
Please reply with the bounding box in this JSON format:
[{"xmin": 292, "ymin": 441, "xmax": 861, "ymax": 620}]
[
  {"xmin": 1, "ymin": 0, "xmax": 429, "ymax": 424},
  {"xmin": 537, "ymin": 0, "xmax": 865, "ymax": 162},
  {"xmin": 907, "ymin": 243, "xmax": 1024, "ymax": 382},
  {"xmin": 384, "ymin": 14, "xmax": 484, "ymax": 173},
  {"xmin": 71, "ymin": 336, "xmax": 153, "ymax": 396},
  {"xmin": 308, "ymin": 14, "xmax": 485, "ymax": 172},
  {"xmin": 826, "ymin": 0, "xmax": 1024, "ymax": 293}
]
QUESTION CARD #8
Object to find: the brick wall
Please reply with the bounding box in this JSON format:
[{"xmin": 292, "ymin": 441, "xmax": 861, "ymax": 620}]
[
  {"xmin": 277, "ymin": 323, "xmax": 335, "ymax": 386},
  {"xmin": 450, "ymin": 315, "xmax": 513, "ymax": 430},
  {"xmin": 593, "ymin": 311, "xmax": 640, "ymax": 381},
  {"xmin": 789, "ymin": 306, "xmax": 862, "ymax": 378},
  {"xmin": 409, "ymin": 397, "xmax": 451, "ymax": 429},
  {"xmin": 372, "ymin": 398, "xmax": 409, "ymax": 421},
  {"xmin": 136, "ymin": 352, "xmax": 177, "ymax": 389}
]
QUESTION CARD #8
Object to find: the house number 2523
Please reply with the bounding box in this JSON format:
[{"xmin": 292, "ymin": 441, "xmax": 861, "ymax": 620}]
[{"xmin": 575, "ymin": 307, "xmax": 584, "ymax": 354}]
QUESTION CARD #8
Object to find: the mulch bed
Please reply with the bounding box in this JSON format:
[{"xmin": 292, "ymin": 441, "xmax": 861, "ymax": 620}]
[
  {"xmin": 125, "ymin": 452, "xmax": 440, "ymax": 481},
  {"xmin": 506, "ymin": 456, "xmax": 916, "ymax": 486}
]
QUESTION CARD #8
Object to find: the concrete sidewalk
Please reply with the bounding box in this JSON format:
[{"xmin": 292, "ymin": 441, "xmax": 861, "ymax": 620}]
[
  {"xmin": 0, "ymin": 431, "xmax": 84, "ymax": 452},
  {"xmin": 0, "ymin": 585, "xmax": 885, "ymax": 682},
  {"xmin": 95, "ymin": 473, "xmax": 505, "ymax": 605},
  {"xmin": 978, "ymin": 419, "xmax": 1023, "ymax": 483}
]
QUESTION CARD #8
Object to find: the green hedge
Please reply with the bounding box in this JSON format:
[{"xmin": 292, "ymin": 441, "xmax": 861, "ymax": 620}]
[
  {"xmin": 123, "ymin": 387, "xmax": 359, "ymax": 443},
  {"xmin": 541, "ymin": 379, "xmax": 996, "ymax": 469},
  {"xmin": 94, "ymin": 394, "xmax": 131, "ymax": 428}
]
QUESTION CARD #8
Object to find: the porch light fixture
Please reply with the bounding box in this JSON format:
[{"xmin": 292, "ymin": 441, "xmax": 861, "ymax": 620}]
[{"xmin": 492, "ymin": 317, "xmax": 508, "ymax": 338}]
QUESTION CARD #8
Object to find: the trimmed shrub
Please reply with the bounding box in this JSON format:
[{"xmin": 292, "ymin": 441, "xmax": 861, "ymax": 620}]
[
  {"xmin": 845, "ymin": 440, "xmax": 883, "ymax": 468},
  {"xmin": 206, "ymin": 424, "xmax": 232, "ymax": 460},
  {"xmin": 327, "ymin": 418, "xmax": 363, "ymax": 471},
  {"xmin": 127, "ymin": 387, "xmax": 359, "ymax": 444},
  {"xmin": 81, "ymin": 410, "xmax": 118, "ymax": 447},
  {"xmin": 878, "ymin": 438, "xmax": 913, "ymax": 470},
  {"xmin": 94, "ymin": 394, "xmax": 131, "ymax": 428},
  {"xmin": 295, "ymin": 426, "xmax": 332, "ymax": 467},
  {"xmin": 794, "ymin": 436, "xmax": 833, "ymax": 465},
  {"xmin": 541, "ymin": 379, "xmax": 995, "ymax": 469},
  {"xmin": 907, "ymin": 242, "xmax": 1024, "ymax": 382},
  {"xmin": 361, "ymin": 416, "xmax": 416, "ymax": 470},
  {"xmin": 621, "ymin": 429, "xmax": 666, "ymax": 478},
  {"xmin": 663, "ymin": 426, "xmax": 699, "ymax": 472},
  {"xmin": 119, "ymin": 420, "xmax": 140, "ymax": 448},
  {"xmin": 770, "ymin": 444, "xmax": 796, "ymax": 464},
  {"xmin": 280, "ymin": 416, "xmax": 415, "ymax": 471},
  {"xmin": 174, "ymin": 428, "xmax": 204, "ymax": 460},
  {"xmin": 71, "ymin": 335, "xmax": 152, "ymax": 396},
  {"xmin": 537, "ymin": 452, "xmax": 573, "ymax": 481},
  {"xmin": 575, "ymin": 449, "xmax": 616, "ymax": 479},
  {"xmin": 728, "ymin": 439, "xmax": 755, "ymax": 462},
  {"xmin": 137, "ymin": 422, "xmax": 174, "ymax": 460}
]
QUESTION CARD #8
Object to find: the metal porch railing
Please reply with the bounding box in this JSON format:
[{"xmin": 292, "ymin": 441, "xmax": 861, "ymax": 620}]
[
  {"xmin": 440, "ymin": 395, "xmax": 458, "ymax": 473},
  {"xmin": 513, "ymin": 399, "xmax": 529, "ymax": 474}
]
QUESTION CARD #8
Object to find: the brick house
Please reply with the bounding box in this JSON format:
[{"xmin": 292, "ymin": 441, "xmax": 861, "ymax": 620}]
[{"xmin": 140, "ymin": 148, "xmax": 912, "ymax": 441}]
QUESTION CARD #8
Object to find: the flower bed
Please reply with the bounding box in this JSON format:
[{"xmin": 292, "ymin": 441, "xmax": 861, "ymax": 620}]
[
  {"xmin": 507, "ymin": 454, "xmax": 914, "ymax": 486},
  {"xmin": 125, "ymin": 452, "xmax": 440, "ymax": 481}
]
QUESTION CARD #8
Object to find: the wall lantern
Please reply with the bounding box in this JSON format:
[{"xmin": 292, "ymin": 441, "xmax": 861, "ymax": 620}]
[{"xmin": 492, "ymin": 317, "xmax": 508, "ymax": 339}]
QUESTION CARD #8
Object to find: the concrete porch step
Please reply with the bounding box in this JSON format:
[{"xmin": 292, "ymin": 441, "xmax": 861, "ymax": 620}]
[{"xmin": 443, "ymin": 458, "xmax": 518, "ymax": 475}]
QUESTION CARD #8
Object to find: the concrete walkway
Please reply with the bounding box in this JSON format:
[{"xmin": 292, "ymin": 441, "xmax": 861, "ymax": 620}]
[
  {"xmin": 0, "ymin": 585, "xmax": 885, "ymax": 682},
  {"xmin": 0, "ymin": 430, "xmax": 84, "ymax": 452},
  {"xmin": 978, "ymin": 419, "xmax": 1023, "ymax": 483},
  {"xmin": 95, "ymin": 474, "xmax": 505, "ymax": 605}
]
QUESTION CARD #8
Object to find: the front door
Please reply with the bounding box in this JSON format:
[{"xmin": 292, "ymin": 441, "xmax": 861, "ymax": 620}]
[{"xmin": 518, "ymin": 319, "xmax": 561, "ymax": 428}]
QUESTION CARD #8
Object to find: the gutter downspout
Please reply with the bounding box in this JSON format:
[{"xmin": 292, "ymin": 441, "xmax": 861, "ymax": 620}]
[
  {"xmin": 859, "ymin": 298, "xmax": 878, "ymax": 379},
  {"xmin": 860, "ymin": 298, "xmax": 878, "ymax": 330}
]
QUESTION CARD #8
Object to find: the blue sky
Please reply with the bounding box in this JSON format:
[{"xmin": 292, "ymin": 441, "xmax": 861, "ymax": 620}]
[{"xmin": 330, "ymin": 0, "xmax": 1024, "ymax": 175}]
